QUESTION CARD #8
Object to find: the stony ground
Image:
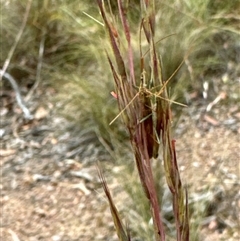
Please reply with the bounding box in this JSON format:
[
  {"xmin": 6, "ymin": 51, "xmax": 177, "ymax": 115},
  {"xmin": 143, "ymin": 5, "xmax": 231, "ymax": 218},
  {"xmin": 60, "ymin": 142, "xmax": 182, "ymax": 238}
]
[{"xmin": 1, "ymin": 75, "xmax": 240, "ymax": 241}]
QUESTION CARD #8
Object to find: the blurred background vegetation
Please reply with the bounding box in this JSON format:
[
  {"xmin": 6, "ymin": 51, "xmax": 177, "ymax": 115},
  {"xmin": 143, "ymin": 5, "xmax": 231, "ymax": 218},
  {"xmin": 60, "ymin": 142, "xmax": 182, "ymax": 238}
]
[
  {"xmin": 1, "ymin": 0, "xmax": 239, "ymax": 153},
  {"xmin": 1, "ymin": 0, "xmax": 239, "ymax": 240}
]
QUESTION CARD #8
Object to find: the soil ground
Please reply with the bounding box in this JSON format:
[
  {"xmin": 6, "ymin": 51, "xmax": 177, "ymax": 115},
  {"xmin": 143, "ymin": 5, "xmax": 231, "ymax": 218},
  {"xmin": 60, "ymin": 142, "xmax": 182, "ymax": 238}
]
[{"xmin": 1, "ymin": 78, "xmax": 240, "ymax": 241}]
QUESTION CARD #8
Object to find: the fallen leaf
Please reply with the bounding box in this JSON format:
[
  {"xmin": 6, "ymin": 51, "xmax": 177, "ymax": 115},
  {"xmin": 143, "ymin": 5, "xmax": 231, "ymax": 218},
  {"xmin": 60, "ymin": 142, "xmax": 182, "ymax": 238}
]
[
  {"xmin": 208, "ymin": 220, "xmax": 218, "ymax": 230},
  {"xmin": 70, "ymin": 183, "xmax": 91, "ymax": 195},
  {"xmin": 0, "ymin": 107, "xmax": 8, "ymax": 116},
  {"xmin": 234, "ymin": 112, "xmax": 240, "ymax": 119},
  {"xmin": 0, "ymin": 149, "xmax": 16, "ymax": 157},
  {"xmin": 204, "ymin": 115, "xmax": 219, "ymax": 126},
  {"xmin": 8, "ymin": 229, "xmax": 20, "ymax": 241},
  {"xmin": 34, "ymin": 106, "xmax": 48, "ymax": 120},
  {"xmin": 60, "ymin": 182, "xmax": 91, "ymax": 195}
]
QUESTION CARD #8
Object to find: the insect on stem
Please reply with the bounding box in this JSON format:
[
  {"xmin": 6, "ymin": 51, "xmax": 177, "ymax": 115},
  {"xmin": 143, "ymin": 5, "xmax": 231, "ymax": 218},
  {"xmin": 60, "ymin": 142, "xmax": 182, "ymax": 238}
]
[{"xmin": 109, "ymin": 92, "xmax": 139, "ymax": 125}]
